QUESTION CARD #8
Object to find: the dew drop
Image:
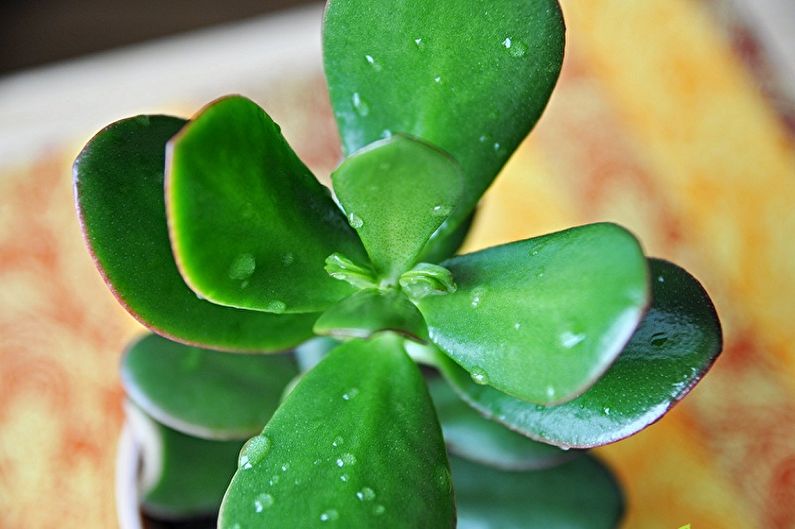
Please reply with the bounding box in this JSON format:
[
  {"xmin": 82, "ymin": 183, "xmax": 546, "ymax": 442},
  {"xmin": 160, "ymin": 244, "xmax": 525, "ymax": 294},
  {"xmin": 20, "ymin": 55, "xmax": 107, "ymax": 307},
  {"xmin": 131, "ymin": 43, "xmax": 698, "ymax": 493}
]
[
  {"xmin": 268, "ymin": 475, "xmax": 279, "ymax": 486},
  {"xmin": 340, "ymin": 473, "xmax": 350, "ymax": 482},
  {"xmin": 347, "ymin": 212, "xmax": 364, "ymax": 229},
  {"xmin": 265, "ymin": 300, "xmax": 286, "ymax": 314},
  {"xmin": 414, "ymin": 37, "xmax": 424, "ymax": 48},
  {"xmin": 238, "ymin": 434, "xmax": 271, "ymax": 469},
  {"xmin": 508, "ymin": 40, "xmax": 528, "ymax": 57},
  {"xmin": 320, "ymin": 509, "xmax": 339, "ymax": 522},
  {"xmin": 513, "ymin": 322, "xmax": 522, "ymax": 330},
  {"xmin": 470, "ymin": 367, "xmax": 489, "ymax": 385},
  {"xmin": 381, "ymin": 129, "xmax": 392, "ymax": 139},
  {"xmin": 431, "ymin": 204, "xmax": 452, "ymax": 217},
  {"xmin": 364, "ymin": 54, "xmax": 382, "ymax": 71},
  {"xmin": 373, "ymin": 504, "xmax": 386, "ymax": 516},
  {"xmin": 342, "ymin": 387, "xmax": 360, "ymax": 401},
  {"xmin": 560, "ymin": 331, "xmax": 586, "ymax": 349},
  {"xmin": 332, "ymin": 435, "xmax": 344, "ymax": 448},
  {"xmin": 254, "ymin": 493, "xmax": 274, "ymax": 513},
  {"xmin": 336, "ymin": 453, "xmax": 357, "ymax": 467},
  {"xmin": 546, "ymin": 385, "xmax": 556, "ymax": 399},
  {"xmin": 479, "ymin": 134, "xmax": 488, "ymax": 143},
  {"xmin": 603, "ymin": 407, "xmax": 611, "ymax": 416},
  {"xmin": 229, "ymin": 253, "xmax": 256, "ymax": 281},
  {"xmin": 502, "ymin": 37, "xmax": 512, "ymax": 49},
  {"xmin": 351, "ymin": 92, "xmax": 370, "ymax": 117},
  {"xmin": 282, "ymin": 252, "xmax": 294, "ymax": 266},
  {"xmin": 470, "ymin": 286, "xmax": 486, "ymax": 308},
  {"xmin": 434, "ymin": 75, "xmax": 442, "ymax": 84},
  {"xmin": 650, "ymin": 333, "xmax": 668, "ymax": 347},
  {"xmin": 657, "ymin": 275, "xmax": 665, "ymax": 283},
  {"xmin": 493, "ymin": 142, "xmax": 501, "ymax": 152},
  {"xmin": 356, "ymin": 487, "xmax": 376, "ymax": 501},
  {"xmin": 435, "ymin": 465, "xmax": 452, "ymax": 493},
  {"xmin": 281, "ymin": 462, "xmax": 290, "ymax": 472}
]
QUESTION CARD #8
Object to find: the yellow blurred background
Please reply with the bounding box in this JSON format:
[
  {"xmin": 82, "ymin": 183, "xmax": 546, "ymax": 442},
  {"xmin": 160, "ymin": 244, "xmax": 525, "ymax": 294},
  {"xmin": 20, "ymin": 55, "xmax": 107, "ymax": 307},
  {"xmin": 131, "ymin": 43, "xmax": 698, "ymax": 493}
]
[{"xmin": 1, "ymin": 1, "xmax": 794, "ymax": 527}]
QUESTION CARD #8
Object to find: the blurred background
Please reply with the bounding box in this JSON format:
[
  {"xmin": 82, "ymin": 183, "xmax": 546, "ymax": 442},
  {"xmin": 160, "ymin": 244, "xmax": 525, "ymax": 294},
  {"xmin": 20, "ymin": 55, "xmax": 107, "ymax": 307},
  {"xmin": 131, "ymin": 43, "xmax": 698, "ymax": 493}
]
[{"xmin": 1, "ymin": 0, "xmax": 794, "ymax": 528}]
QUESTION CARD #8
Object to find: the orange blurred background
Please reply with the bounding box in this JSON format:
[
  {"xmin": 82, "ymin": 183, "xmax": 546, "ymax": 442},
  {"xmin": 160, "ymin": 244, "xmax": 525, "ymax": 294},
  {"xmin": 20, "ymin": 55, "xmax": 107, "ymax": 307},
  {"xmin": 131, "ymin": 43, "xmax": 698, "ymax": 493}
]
[{"xmin": 1, "ymin": 1, "xmax": 794, "ymax": 527}]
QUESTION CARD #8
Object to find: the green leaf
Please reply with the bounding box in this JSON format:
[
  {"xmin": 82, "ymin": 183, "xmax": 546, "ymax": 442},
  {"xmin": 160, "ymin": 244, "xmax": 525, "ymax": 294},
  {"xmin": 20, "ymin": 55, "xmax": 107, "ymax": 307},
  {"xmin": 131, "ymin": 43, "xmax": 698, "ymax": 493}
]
[
  {"xmin": 219, "ymin": 334, "xmax": 454, "ymax": 529},
  {"xmin": 331, "ymin": 134, "xmax": 464, "ymax": 279},
  {"xmin": 295, "ymin": 337, "xmax": 340, "ymax": 372},
  {"xmin": 314, "ymin": 289, "xmax": 428, "ymax": 341},
  {"xmin": 437, "ymin": 259, "xmax": 722, "ymax": 448},
  {"xmin": 323, "ymin": 0, "xmax": 565, "ymax": 232},
  {"xmin": 167, "ymin": 95, "xmax": 367, "ymax": 313},
  {"xmin": 122, "ymin": 333, "xmax": 299, "ymax": 440},
  {"xmin": 417, "ymin": 223, "xmax": 649, "ymax": 404},
  {"xmin": 429, "ymin": 378, "xmax": 575, "ymax": 471},
  {"xmin": 452, "ymin": 454, "xmax": 624, "ymax": 529},
  {"xmin": 74, "ymin": 115, "xmax": 317, "ymax": 352},
  {"xmin": 127, "ymin": 402, "xmax": 244, "ymax": 519}
]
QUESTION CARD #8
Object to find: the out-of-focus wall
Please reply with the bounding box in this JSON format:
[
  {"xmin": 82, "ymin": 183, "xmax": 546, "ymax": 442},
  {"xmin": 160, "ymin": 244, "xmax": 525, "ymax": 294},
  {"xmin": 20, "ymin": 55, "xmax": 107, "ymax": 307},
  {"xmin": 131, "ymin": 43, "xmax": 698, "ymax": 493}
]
[{"xmin": 0, "ymin": 1, "xmax": 793, "ymax": 527}]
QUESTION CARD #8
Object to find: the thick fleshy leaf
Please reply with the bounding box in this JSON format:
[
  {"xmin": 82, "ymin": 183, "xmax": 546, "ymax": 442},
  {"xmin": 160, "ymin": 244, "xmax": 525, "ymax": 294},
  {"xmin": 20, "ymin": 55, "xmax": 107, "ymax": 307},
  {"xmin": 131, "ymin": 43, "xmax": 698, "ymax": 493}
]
[
  {"xmin": 417, "ymin": 223, "xmax": 649, "ymax": 404},
  {"xmin": 73, "ymin": 115, "xmax": 317, "ymax": 352},
  {"xmin": 166, "ymin": 95, "xmax": 367, "ymax": 313},
  {"xmin": 219, "ymin": 335, "xmax": 454, "ymax": 529},
  {"xmin": 127, "ymin": 403, "xmax": 244, "ymax": 519},
  {"xmin": 331, "ymin": 134, "xmax": 464, "ymax": 279},
  {"xmin": 323, "ymin": 0, "xmax": 565, "ymax": 232},
  {"xmin": 313, "ymin": 289, "xmax": 428, "ymax": 341},
  {"xmin": 453, "ymin": 455, "xmax": 624, "ymax": 529},
  {"xmin": 429, "ymin": 378, "xmax": 575, "ymax": 470},
  {"xmin": 437, "ymin": 259, "xmax": 722, "ymax": 448},
  {"xmin": 122, "ymin": 333, "xmax": 299, "ymax": 440},
  {"xmin": 295, "ymin": 337, "xmax": 340, "ymax": 372}
]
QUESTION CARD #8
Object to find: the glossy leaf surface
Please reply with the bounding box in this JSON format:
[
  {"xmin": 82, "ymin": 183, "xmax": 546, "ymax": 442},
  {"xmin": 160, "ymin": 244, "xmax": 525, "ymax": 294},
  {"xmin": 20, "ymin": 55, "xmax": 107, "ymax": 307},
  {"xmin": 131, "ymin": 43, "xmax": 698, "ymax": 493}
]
[
  {"xmin": 122, "ymin": 333, "xmax": 298, "ymax": 440},
  {"xmin": 418, "ymin": 223, "xmax": 649, "ymax": 404},
  {"xmin": 438, "ymin": 259, "xmax": 722, "ymax": 448},
  {"xmin": 127, "ymin": 403, "xmax": 243, "ymax": 519},
  {"xmin": 332, "ymin": 134, "xmax": 463, "ymax": 278},
  {"xmin": 313, "ymin": 289, "xmax": 428, "ymax": 341},
  {"xmin": 417, "ymin": 209, "xmax": 476, "ymax": 264},
  {"xmin": 167, "ymin": 96, "xmax": 366, "ymax": 313},
  {"xmin": 219, "ymin": 335, "xmax": 454, "ymax": 528},
  {"xmin": 429, "ymin": 379, "xmax": 574, "ymax": 470},
  {"xmin": 74, "ymin": 115, "xmax": 316, "ymax": 352},
  {"xmin": 324, "ymin": 0, "xmax": 565, "ymax": 232},
  {"xmin": 453, "ymin": 455, "xmax": 624, "ymax": 529}
]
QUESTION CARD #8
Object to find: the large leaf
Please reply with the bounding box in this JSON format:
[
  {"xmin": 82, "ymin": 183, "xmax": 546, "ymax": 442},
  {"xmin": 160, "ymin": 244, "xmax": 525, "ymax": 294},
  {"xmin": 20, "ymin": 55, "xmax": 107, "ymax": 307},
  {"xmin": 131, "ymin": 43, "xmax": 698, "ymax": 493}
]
[
  {"xmin": 126, "ymin": 403, "xmax": 244, "ymax": 519},
  {"xmin": 167, "ymin": 96, "xmax": 367, "ymax": 313},
  {"xmin": 122, "ymin": 333, "xmax": 299, "ymax": 440},
  {"xmin": 74, "ymin": 115, "xmax": 316, "ymax": 352},
  {"xmin": 417, "ymin": 223, "xmax": 649, "ymax": 404},
  {"xmin": 331, "ymin": 134, "xmax": 464, "ymax": 279},
  {"xmin": 438, "ymin": 259, "xmax": 722, "ymax": 448},
  {"xmin": 313, "ymin": 289, "xmax": 428, "ymax": 341},
  {"xmin": 323, "ymin": 0, "xmax": 565, "ymax": 232},
  {"xmin": 453, "ymin": 455, "xmax": 624, "ymax": 529},
  {"xmin": 429, "ymin": 378, "xmax": 574, "ymax": 470},
  {"xmin": 219, "ymin": 335, "xmax": 454, "ymax": 528}
]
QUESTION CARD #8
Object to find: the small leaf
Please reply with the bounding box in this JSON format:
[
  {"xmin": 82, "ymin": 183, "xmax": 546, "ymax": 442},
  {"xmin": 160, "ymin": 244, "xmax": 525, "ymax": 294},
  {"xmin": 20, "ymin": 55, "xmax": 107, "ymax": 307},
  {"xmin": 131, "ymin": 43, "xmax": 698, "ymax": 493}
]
[
  {"xmin": 399, "ymin": 263, "xmax": 457, "ymax": 301},
  {"xmin": 73, "ymin": 115, "xmax": 317, "ymax": 352},
  {"xmin": 325, "ymin": 252, "xmax": 378, "ymax": 290},
  {"xmin": 167, "ymin": 96, "xmax": 367, "ymax": 313},
  {"xmin": 437, "ymin": 259, "xmax": 722, "ymax": 448},
  {"xmin": 453, "ymin": 454, "xmax": 624, "ymax": 529},
  {"xmin": 418, "ymin": 223, "xmax": 649, "ymax": 404},
  {"xmin": 122, "ymin": 333, "xmax": 299, "ymax": 440},
  {"xmin": 219, "ymin": 334, "xmax": 454, "ymax": 529},
  {"xmin": 332, "ymin": 134, "xmax": 464, "ymax": 279},
  {"xmin": 126, "ymin": 402, "xmax": 244, "ymax": 519},
  {"xmin": 324, "ymin": 0, "xmax": 565, "ymax": 233},
  {"xmin": 314, "ymin": 289, "xmax": 428, "ymax": 341},
  {"xmin": 429, "ymin": 378, "xmax": 576, "ymax": 471}
]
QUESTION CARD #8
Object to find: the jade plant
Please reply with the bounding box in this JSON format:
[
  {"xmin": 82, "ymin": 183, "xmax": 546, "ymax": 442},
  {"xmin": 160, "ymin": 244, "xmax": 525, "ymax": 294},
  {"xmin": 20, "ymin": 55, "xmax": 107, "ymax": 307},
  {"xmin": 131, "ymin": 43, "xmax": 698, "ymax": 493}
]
[{"xmin": 73, "ymin": 1, "xmax": 722, "ymax": 527}]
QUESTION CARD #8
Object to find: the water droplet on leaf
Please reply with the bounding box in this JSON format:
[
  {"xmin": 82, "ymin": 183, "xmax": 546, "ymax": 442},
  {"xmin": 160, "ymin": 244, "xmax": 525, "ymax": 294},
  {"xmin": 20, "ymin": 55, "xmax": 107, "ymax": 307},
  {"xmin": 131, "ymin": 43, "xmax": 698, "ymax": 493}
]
[
  {"xmin": 470, "ymin": 367, "xmax": 489, "ymax": 385},
  {"xmin": 347, "ymin": 212, "xmax": 364, "ymax": 229},
  {"xmin": 373, "ymin": 504, "xmax": 386, "ymax": 516},
  {"xmin": 254, "ymin": 493, "xmax": 274, "ymax": 512},
  {"xmin": 559, "ymin": 331, "xmax": 586, "ymax": 349},
  {"xmin": 342, "ymin": 387, "xmax": 360, "ymax": 401},
  {"xmin": 470, "ymin": 287, "xmax": 486, "ymax": 308},
  {"xmin": 351, "ymin": 92, "xmax": 370, "ymax": 117},
  {"xmin": 238, "ymin": 434, "xmax": 271, "ymax": 469},
  {"xmin": 229, "ymin": 253, "xmax": 256, "ymax": 281},
  {"xmin": 320, "ymin": 509, "xmax": 339, "ymax": 522},
  {"xmin": 265, "ymin": 300, "xmax": 286, "ymax": 314},
  {"xmin": 356, "ymin": 487, "xmax": 376, "ymax": 501},
  {"xmin": 431, "ymin": 204, "xmax": 452, "ymax": 217}
]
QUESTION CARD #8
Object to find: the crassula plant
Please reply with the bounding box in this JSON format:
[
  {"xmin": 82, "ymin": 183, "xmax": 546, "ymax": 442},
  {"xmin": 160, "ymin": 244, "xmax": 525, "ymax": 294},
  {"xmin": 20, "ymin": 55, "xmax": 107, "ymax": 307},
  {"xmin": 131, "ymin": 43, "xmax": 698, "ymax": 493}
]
[{"xmin": 73, "ymin": 1, "xmax": 722, "ymax": 528}]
